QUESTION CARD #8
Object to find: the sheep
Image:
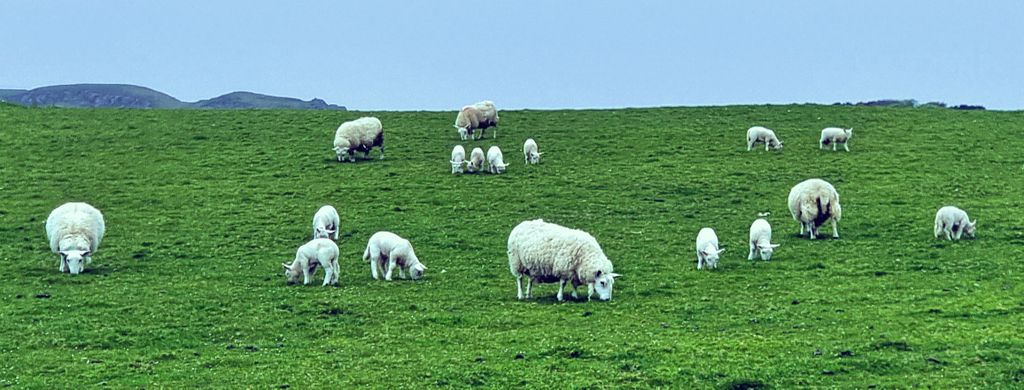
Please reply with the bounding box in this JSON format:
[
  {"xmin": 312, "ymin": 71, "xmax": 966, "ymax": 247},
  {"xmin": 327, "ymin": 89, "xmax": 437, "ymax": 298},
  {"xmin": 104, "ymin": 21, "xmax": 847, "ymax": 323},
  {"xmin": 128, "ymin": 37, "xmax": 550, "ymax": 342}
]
[
  {"xmin": 746, "ymin": 126, "xmax": 783, "ymax": 151},
  {"xmin": 523, "ymin": 138, "xmax": 542, "ymax": 164},
  {"xmin": 819, "ymin": 127, "xmax": 853, "ymax": 151},
  {"xmin": 487, "ymin": 146, "xmax": 509, "ymax": 174},
  {"xmin": 46, "ymin": 202, "xmax": 105, "ymax": 275},
  {"xmin": 363, "ymin": 231, "xmax": 426, "ymax": 281},
  {"xmin": 507, "ymin": 219, "xmax": 620, "ymax": 301},
  {"xmin": 748, "ymin": 219, "xmax": 780, "ymax": 260},
  {"xmin": 282, "ymin": 238, "xmax": 340, "ymax": 286},
  {"xmin": 467, "ymin": 147, "xmax": 485, "ymax": 173},
  {"xmin": 696, "ymin": 228, "xmax": 725, "ymax": 270},
  {"xmin": 454, "ymin": 100, "xmax": 500, "ymax": 140},
  {"xmin": 934, "ymin": 206, "xmax": 976, "ymax": 240},
  {"xmin": 312, "ymin": 205, "xmax": 340, "ymax": 240},
  {"xmin": 451, "ymin": 145, "xmax": 466, "ymax": 174},
  {"xmin": 333, "ymin": 116, "xmax": 385, "ymax": 162},
  {"xmin": 788, "ymin": 178, "xmax": 842, "ymax": 239}
]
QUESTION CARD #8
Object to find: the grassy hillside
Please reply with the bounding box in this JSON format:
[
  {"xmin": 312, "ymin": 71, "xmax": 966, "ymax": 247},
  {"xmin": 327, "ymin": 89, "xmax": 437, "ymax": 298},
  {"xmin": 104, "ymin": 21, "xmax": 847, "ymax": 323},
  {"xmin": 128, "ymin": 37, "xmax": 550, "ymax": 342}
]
[{"xmin": 0, "ymin": 105, "xmax": 1021, "ymax": 388}]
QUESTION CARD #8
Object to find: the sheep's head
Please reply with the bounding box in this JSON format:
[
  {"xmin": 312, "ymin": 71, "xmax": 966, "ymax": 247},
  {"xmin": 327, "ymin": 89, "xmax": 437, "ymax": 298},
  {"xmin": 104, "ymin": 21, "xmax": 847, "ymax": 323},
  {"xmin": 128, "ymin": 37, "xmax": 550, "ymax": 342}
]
[
  {"xmin": 701, "ymin": 248, "xmax": 726, "ymax": 268},
  {"xmin": 529, "ymin": 152, "xmax": 542, "ymax": 164},
  {"xmin": 410, "ymin": 263, "xmax": 426, "ymax": 280},
  {"xmin": 59, "ymin": 250, "xmax": 90, "ymax": 275},
  {"xmin": 451, "ymin": 159, "xmax": 464, "ymax": 174},
  {"xmin": 758, "ymin": 244, "xmax": 780, "ymax": 260},
  {"xmin": 964, "ymin": 220, "xmax": 977, "ymax": 238},
  {"xmin": 282, "ymin": 262, "xmax": 300, "ymax": 284},
  {"xmin": 592, "ymin": 270, "xmax": 621, "ymax": 301},
  {"xmin": 494, "ymin": 162, "xmax": 508, "ymax": 174},
  {"xmin": 845, "ymin": 128, "xmax": 853, "ymax": 137},
  {"xmin": 456, "ymin": 127, "xmax": 469, "ymax": 139},
  {"xmin": 771, "ymin": 140, "xmax": 784, "ymax": 150}
]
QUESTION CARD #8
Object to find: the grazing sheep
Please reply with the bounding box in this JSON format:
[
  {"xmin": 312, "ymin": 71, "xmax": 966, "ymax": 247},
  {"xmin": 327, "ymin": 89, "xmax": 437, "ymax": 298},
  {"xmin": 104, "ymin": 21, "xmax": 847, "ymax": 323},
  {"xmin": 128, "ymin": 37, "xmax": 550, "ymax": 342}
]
[
  {"xmin": 507, "ymin": 219, "xmax": 620, "ymax": 301},
  {"xmin": 333, "ymin": 116, "xmax": 385, "ymax": 162},
  {"xmin": 934, "ymin": 206, "xmax": 977, "ymax": 240},
  {"xmin": 746, "ymin": 126, "xmax": 784, "ymax": 151},
  {"xmin": 748, "ymin": 219, "xmax": 780, "ymax": 260},
  {"xmin": 788, "ymin": 178, "xmax": 842, "ymax": 239},
  {"xmin": 819, "ymin": 127, "xmax": 853, "ymax": 151},
  {"xmin": 363, "ymin": 231, "xmax": 426, "ymax": 281},
  {"xmin": 487, "ymin": 146, "xmax": 509, "ymax": 174},
  {"xmin": 282, "ymin": 238, "xmax": 340, "ymax": 286},
  {"xmin": 451, "ymin": 145, "xmax": 466, "ymax": 174},
  {"xmin": 46, "ymin": 202, "xmax": 105, "ymax": 275},
  {"xmin": 696, "ymin": 228, "xmax": 725, "ymax": 270},
  {"xmin": 523, "ymin": 138, "xmax": 542, "ymax": 164},
  {"xmin": 454, "ymin": 100, "xmax": 500, "ymax": 140},
  {"xmin": 312, "ymin": 205, "xmax": 340, "ymax": 240},
  {"xmin": 467, "ymin": 147, "xmax": 485, "ymax": 173}
]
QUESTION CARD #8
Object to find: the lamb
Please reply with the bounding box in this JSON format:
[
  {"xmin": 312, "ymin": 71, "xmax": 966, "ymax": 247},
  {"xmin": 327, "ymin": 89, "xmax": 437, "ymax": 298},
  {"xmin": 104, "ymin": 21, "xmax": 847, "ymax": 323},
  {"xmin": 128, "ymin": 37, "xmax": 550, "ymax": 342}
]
[
  {"xmin": 507, "ymin": 219, "xmax": 620, "ymax": 301},
  {"xmin": 333, "ymin": 116, "xmax": 385, "ymax": 162},
  {"xmin": 696, "ymin": 228, "xmax": 725, "ymax": 270},
  {"xmin": 451, "ymin": 145, "xmax": 466, "ymax": 174},
  {"xmin": 819, "ymin": 127, "xmax": 853, "ymax": 151},
  {"xmin": 282, "ymin": 238, "xmax": 340, "ymax": 286},
  {"xmin": 454, "ymin": 100, "xmax": 500, "ymax": 140},
  {"xmin": 788, "ymin": 178, "xmax": 842, "ymax": 239},
  {"xmin": 934, "ymin": 206, "xmax": 977, "ymax": 240},
  {"xmin": 746, "ymin": 126, "xmax": 784, "ymax": 151},
  {"xmin": 45, "ymin": 202, "xmax": 105, "ymax": 275},
  {"xmin": 312, "ymin": 205, "xmax": 340, "ymax": 240},
  {"xmin": 363, "ymin": 231, "xmax": 426, "ymax": 281},
  {"xmin": 523, "ymin": 138, "xmax": 542, "ymax": 164},
  {"xmin": 748, "ymin": 219, "xmax": 780, "ymax": 260},
  {"xmin": 467, "ymin": 147, "xmax": 485, "ymax": 173},
  {"xmin": 487, "ymin": 146, "xmax": 509, "ymax": 174}
]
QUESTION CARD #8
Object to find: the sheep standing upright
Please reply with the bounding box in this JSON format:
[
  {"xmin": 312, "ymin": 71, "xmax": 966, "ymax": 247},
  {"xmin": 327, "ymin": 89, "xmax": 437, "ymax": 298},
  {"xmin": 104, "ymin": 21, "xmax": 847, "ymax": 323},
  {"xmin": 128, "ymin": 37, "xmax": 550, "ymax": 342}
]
[
  {"xmin": 523, "ymin": 138, "xmax": 542, "ymax": 164},
  {"xmin": 363, "ymin": 231, "xmax": 426, "ymax": 281},
  {"xmin": 467, "ymin": 147, "xmax": 485, "ymax": 173},
  {"xmin": 934, "ymin": 206, "xmax": 976, "ymax": 240},
  {"xmin": 333, "ymin": 116, "xmax": 385, "ymax": 162},
  {"xmin": 46, "ymin": 202, "xmax": 105, "ymax": 275},
  {"xmin": 746, "ymin": 126, "xmax": 784, "ymax": 151},
  {"xmin": 282, "ymin": 238, "xmax": 340, "ymax": 286},
  {"xmin": 819, "ymin": 127, "xmax": 853, "ymax": 151},
  {"xmin": 451, "ymin": 145, "xmax": 466, "ymax": 174},
  {"xmin": 487, "ymin": 146, "xmax": 509, "ymax": 174},
  {"xmin": 696, "ymin": 228, "xmax": 725, "ymax": 270},
  {"xmin": 508, "ymin": 219, "xmax": 620, "ymax": 301},
  {"xmin": 788, "ymin": 178, "xmax": 842, "ymax": 239},
  {"xmin": 312, "ymin": 205, "xmax": 340, "ymax": 240},
  {"xmin": 454, "ymin": 100, "xmax": 500, "ymax": 140},
  {"xmin": 748, "ymin": 219, "xmax": 779, "ymax": 260}
]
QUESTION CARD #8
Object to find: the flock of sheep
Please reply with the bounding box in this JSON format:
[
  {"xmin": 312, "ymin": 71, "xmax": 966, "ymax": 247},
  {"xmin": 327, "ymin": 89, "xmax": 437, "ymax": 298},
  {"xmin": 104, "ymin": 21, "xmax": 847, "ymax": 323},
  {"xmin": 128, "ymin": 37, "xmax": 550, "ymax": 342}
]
[{"xmin": 42, "ymin": 102, "xmax": 978, "ymax": 303}]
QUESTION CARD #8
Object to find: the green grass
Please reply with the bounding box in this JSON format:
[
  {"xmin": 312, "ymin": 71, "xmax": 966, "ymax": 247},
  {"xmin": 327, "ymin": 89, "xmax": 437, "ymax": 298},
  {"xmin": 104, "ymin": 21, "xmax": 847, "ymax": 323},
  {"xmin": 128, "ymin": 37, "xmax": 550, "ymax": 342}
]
[{"xmin": 1, "ymin": 105, "xmax": 1022, "ymax": 388}]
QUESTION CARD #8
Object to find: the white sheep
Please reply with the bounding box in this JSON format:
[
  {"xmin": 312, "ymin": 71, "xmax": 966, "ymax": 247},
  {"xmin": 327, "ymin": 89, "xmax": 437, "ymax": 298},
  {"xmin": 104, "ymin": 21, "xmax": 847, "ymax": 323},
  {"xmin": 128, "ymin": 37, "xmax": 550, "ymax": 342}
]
[
  {"xmin": 282, "ymin": 238, "xmax": 340, "ymax": 286},
  {"xmin": 696, "ymin": 228, "xmax": 725, "ymax": 270},
  {"xmin": 333, "ymin": 116, "xmax": 385, "ymax": 162},
  {"xmin": 746, "ymin": 126, "xmax": 784, "ymax": 151},
  {"xmin": 363, "ymin": 231, "xmax": 426, "ymax": 281},
  {"xmin": 748, "ymin": 219, "xmax": 779, "ymax": 260},
  {"xmin": 46, "ymin": 202, "xmax": 105, "ymax": 275},
  {"xmin": 819, "ymin": 127, "xmax": 853, "ymax": 151},
  {"xmin": 312, "ymin": 205, "xmax": 340, "ymax": 240},
  {"xmin": 451, "ymin": 145, "xmax": 466, "ymax": 174},
  {"xmin": 523, "ymin": 138, "xmax": 542, "ymax": 164},
  {"xmin": 507, "ymin": 219, "xmax": 620, "ymax": 301},
  {"xmin": 454, "ymin": 100, "xmax": 500, "ymax": 140},
  {"xmin": 487, "ymin": 146, "xmax": 509, "ymax": 174},
  {"xmin": 788, "ymin": 178, "xmax": 842, "ymax": 239},
  {"xmin": 934, "ymin": 206, "xmax": 976, "ymax": 240},
  {"xmin": 467, "ymin": 147, "xmax": 485, "ymax": 173}
]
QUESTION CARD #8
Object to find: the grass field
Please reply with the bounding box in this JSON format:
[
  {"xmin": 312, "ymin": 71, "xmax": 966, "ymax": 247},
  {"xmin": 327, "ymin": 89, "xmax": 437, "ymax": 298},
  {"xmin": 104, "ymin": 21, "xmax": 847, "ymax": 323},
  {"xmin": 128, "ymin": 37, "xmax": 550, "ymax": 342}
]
[{"xmin": 1, "ymin": 103, "xmax": 1022, "ymax": 388}]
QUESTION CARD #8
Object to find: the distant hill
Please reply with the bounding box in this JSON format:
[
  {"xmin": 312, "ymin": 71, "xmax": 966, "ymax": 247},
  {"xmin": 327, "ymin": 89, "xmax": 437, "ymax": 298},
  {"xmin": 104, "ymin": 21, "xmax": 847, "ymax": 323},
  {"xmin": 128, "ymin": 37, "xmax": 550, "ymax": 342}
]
[{"xmin": 0, "ymin": 84, "xmax": 345, "ymax": 110}]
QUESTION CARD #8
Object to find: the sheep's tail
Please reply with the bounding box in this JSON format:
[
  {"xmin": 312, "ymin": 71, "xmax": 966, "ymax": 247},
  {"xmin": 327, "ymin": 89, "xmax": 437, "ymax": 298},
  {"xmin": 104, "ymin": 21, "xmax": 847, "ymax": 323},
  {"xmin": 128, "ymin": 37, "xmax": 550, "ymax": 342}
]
[{"xmin": 362, "ymin": 244, "xmax": 371, "ymax": 262}]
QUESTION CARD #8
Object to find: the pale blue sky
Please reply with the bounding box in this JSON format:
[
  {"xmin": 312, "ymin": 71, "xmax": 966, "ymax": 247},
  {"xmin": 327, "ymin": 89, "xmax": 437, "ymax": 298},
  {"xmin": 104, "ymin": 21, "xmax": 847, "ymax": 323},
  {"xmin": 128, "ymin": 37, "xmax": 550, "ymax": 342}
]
[{"xmin": 2, "ymin": 1, "xmax": 1022, "ymax": 110}]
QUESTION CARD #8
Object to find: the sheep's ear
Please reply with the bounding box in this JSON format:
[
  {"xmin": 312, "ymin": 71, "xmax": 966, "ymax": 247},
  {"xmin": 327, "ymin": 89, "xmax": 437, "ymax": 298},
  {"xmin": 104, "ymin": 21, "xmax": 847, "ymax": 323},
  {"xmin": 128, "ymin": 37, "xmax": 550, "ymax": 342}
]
[
  {"xmin": 970, "ymin": 219, "xmax": 977, "ymax": 227},
  {"xmin": 770, "ymin": 244, "xmax": 780, "ymax": 249},
  {"xmin": 717, "ymin": 248, "xmax": 726, "ymax": 255},
  {"xmin": 82, "ymin": 251, "xmax": 91, "ymax": 257},
  {"xmin": 610, "ymin": 273, "xmax": 621, "ymax": 279},
  {"xmin": 281, "ymin": 263, "xmax": 290, "ymax": 270},
  {"xmin": 58, "ymin": 251, "xmax": 68, "ymax": 258},
  {"xmin": 453, "ymin": 125, "xmax": 459, "ymax": 128}
]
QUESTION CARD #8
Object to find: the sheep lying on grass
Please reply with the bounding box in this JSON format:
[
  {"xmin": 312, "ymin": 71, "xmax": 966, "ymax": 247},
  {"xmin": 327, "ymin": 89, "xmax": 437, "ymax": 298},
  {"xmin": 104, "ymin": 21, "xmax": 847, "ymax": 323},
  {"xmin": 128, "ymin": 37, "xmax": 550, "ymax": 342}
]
[
  {"xmin": 788, "ymin": 178, "xmax": 842, "ymax": 239},
  {"xmin": 748, "ymin": 218, "xmax": 779, "ymax": 260},
  {"xmin": 934, "ymin": 206, "xmax": 976, "ymax": 240},
  {"xmin": 312, "ymin": 205, "xmax": 340, "ymax": 240},
  {"xmin": 282, "ymin": 238, "xmax": 340, "ymax": 286},
  {"xmin": 819, "ymin": 127, "xmax": 853, "ymax": 151},
  {"xmin": 363, "ymin": 231, "xmax": 426, "ymax": 281},
  {"xmin": 696, "ymin": 228, "xmax": 724, "ymax": 270},
  {"xmin": 333, "ymin": 117, "xmax": 385, "ymax": 162},
  {"xmin": 46, "ymin": 202, "xmax": 105, "ymax": 275},
  {"xmin": 746, "ymin": 126, "xmax": 783, "ymax": 151},
  {"xmin": 507, "ymin": 219, "xmax": 620, "ymax": 301}
]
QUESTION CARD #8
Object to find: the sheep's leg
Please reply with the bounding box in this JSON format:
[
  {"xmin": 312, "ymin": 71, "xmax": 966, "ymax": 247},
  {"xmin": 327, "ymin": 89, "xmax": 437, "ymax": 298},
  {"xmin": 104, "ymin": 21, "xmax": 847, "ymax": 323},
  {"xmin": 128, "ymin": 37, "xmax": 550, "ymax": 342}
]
[
  {"xmin": 934, "ymin": 223, "xmax": 942, "ymax": 239},
  {"xmin": 321, "ymin": 265, "xmax": 332, "ymax": 287},
  {"xmin": 748, "ymin": 243, "xmax": 756, "ymax": 260},
  {"xmin": 819, "ymin": 141, "xmax": 824, "ymax": 150},
  {"xmin": 571, "ymin": 280, "xmax": 580, "ymax": 299},
  {"xmin": 379, "ymin": 146, "xmax": 385, "ymax": 160},
  {"xmin": 515, "ymin": 274, "xmax": 524, "ymax": 300},
  {"xmin": 843, "ymin": 143, "xmax": 849, "ymax": 152},
  {"xmin": 765, "ymin": 142, "xmax": 770, "ymax": 151},
  {"xmin": 398, "ymin": 267, "xmax": 407, "ymax": 279},
  {"xmin": 944, "ymin": 227, "xmax": 952, "ymax": 241},
  {"xmin": 587, "ymin": 283, "xmax": 595, "ymax": 301},
  {"xmin": 525, "ymin": 278, "xmax": 533, "ymax": 299},
  {"xmin": 385, "ymin": 259, "xmax": 396, "ymax": 281},
  {"xmin": 696, "ymin": 253, "xmax": 704, "ymax": 270},
  {"xmin": 747, "ymin": 140, "xmax": 753, "ymax": 151},
  {"xmin": 556, "ymin": 279, "xmax": 566, "ymax": 302},
  {"xmin": 370, "ymin": 257, "xmax": 380, "ymax": 279},
  {"xmin": 832, "ymin": 219, "xmax": 840, "ymax": 238},
  {"xmin": 809, "ymin": 224, "xmax": 817, "ymax": 240},
  {"xmin": 302, "ymin": 267, "xmax": 310, "ymax": 285},
  {"xmin": 954, "ymin": 225, "xmax": 963, "ymax": 240},
  {"xmin": 832, "ymin": 143, "xmax": 837, "ymax": 151}
]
